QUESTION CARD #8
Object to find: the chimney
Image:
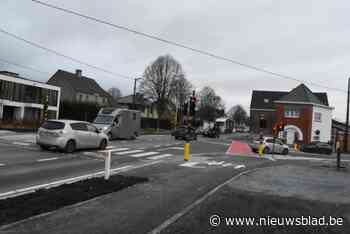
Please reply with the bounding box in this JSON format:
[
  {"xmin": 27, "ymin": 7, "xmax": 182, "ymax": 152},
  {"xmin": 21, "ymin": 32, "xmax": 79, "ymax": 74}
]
[{"xmin": 75, "ymin": 69, "xmax": 82, "ymax": 78}]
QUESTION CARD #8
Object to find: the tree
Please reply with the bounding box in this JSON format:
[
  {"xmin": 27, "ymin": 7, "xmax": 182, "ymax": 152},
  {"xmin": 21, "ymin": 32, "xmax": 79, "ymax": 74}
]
[
  {"xmin": 139, "ymin": 54, "xmax": 185, "ymax": 120},
  {"xmin": 172, "ymin": 75, "xmax": 193, "ymax": 106},
  {"xmin": 108, "ymin": 87, "xmax": 122, "ymax": 100},
  {"xmin": 228, "ymin": 105, "xmax": 248, "ymax": 126},
  {"xmin": 197, "ymin": 86, "xmax": 225, "ymax": 121}
]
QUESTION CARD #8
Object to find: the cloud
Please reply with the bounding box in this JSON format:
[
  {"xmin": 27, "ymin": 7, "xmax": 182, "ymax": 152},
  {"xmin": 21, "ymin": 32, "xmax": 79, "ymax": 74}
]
[{"xmin": 0, "ymin": 0, "xmax": 349, "ymax": 120}]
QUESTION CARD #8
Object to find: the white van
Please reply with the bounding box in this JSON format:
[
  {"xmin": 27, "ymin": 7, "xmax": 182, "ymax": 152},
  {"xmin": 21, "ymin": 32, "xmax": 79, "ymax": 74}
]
[{"xmin": 93, "ymin": 108, "xmax": 141, "ymax": 140}]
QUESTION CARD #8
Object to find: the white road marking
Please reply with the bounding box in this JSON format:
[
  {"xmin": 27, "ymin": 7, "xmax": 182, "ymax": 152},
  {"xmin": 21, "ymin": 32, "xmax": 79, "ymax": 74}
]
[
  {"xmin": 148, "ymin": 167, "xmax": 263, "ymax": 234},
  {"xmin": 157, "ymin": 147, "xmax": 184, "ymax": 151},
  {"xmin": 234, "ymin": 165, "xmax": 246, "ymax": 169},
  {"xmin": 37, "ymin": 157, "xmax": 58, "ymax": 162},
  {"xmin": 0, "ymin": 163, "xmax": 5, "ymax": 166},
  {"xmin": 206, "ymin": 161, "xmax": 225, "ymax": 166},
  {"xmin": 147, "ymin": 154, "xmax": 173, "ymax": 160},
  {"xmin": 12, "ymin": 142, "xmax": 31, "ymax": 146},
  {"xmin": 197, "ymin": 139, "xmax": 230, "ymax": 146},
  {"xmin": 0, "ymin": 160, "xmax": 163, "ymax": 200},
  {"xmin": 106, "ymin": 146, "xmax": 116, "ymax": 149},
  {"xmin": 222, "ymin": 163, "xmax": 233, "ymax": 167},
  {"xmin": 115, "ymin": 150, "xmax": 143, "ymax": 155},
  {"xmin": 131, "ymin": 152, "xmax": 159, "ymax": 158},
  {"xmin": 180, "ymin": 162, "xmax": 205, "ymax": 168}
]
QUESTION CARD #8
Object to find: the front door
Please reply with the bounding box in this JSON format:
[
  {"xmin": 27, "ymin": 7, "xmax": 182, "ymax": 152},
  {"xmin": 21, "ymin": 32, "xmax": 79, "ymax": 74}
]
[{"xmin": 286, "ymin": 129, "xmax": 295, "ymax": 145}]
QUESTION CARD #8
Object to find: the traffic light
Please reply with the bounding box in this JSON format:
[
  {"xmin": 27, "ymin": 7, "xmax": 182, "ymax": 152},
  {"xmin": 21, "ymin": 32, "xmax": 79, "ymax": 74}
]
[
  {"xmin": 183, "ymin": 102, "xmax": 188, "ymax": 116},
  {"xmin": 190, "ymin": 96, "xmax": 196, "ymax": 116}
]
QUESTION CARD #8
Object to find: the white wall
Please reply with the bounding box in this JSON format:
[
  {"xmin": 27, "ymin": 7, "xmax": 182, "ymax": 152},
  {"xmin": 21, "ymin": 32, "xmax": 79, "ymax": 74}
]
[{"xmin": 311, "ymin": 106, "xmax": 332, "ymax": 142}]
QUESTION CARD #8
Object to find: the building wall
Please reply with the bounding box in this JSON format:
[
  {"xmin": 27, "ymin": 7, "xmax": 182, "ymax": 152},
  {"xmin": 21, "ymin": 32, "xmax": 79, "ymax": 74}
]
[
  {"xmin": 47, "ymin": 77, "xmax": 75, "ymax": 102},
  {"xmin": 76, "ymin": 92, "xmax": 108, "ymax": 105},
  {"xmin": 250, "ymin": 109, "xmax": 276, "ymax": 135},
  {"xmin": 275, "ymin": 104, "xmax": 313, "ymax": 144},
  {"xmin": 311, "ymin": 105, "xmax": 332, "ymax": 143}
]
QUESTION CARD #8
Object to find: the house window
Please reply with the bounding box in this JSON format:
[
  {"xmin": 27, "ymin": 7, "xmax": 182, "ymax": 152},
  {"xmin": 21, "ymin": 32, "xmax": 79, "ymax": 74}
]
[
  {"xmin": 79, "ymin": 94, "xmax": 83, "ymax": 102},
  {"xmin": 264, "ymin": 99, "xmax": 269, "ymax": 103},
  {"xmin": 284, "ymin": 109, "xmax": 300, "ymax": 118},
  {"xmin": 314, "ymin": 112, "xmax": 322, "ymax": 122}
]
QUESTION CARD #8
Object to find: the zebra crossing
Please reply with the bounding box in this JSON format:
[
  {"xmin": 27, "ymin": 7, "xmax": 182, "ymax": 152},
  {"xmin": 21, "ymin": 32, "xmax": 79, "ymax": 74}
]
[{"xmin": 83, "ymin": 146, "xmax": 175, "ymax": 161}]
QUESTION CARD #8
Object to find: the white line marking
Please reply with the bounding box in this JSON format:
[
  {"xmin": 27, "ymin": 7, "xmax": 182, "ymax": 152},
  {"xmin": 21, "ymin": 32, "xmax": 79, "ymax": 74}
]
[
  {"xmin": 234, "ymin": 165, "xmax": 246, "ymax": 169},
  {"xmin": 0, "ymin": 160, "xmax": 162, "ymax": 200},
  {"xmin": 115, "ymin": 150, "xmax": 143, "ymax": 155},
  {"xmin": 107, "ymin": 148, "xmax": 130, "ymax": 152},
  {"xmin": 0, "ymin": 163, "xmax": 5, "ymax": 166},
  {"xmin": 147, "ymin": 154, "xmax": 173, "ymax": 160},
  {"xmin": 12, "ymin": 142, "xmax": 31, "ymax": 146},
  {"xmin": 131, "ymin": 152, "xmax": 159, "ymax": 158},
  {"xmin": 37, "ymin": 157, "xmax": 58, "ymax": 162},
  {"xmin": 179, "ymin": 162, "xmax": 205, "ymax": 168},
  {"xmin": 197, "ymin": 140, "xmax": 230, "ymax": 146},
  {"xmin": 106, "ymin": 146, "xmax": 116, "ymax": 149},
  {"xmin": 148, "ymin": 167, "xmax": 263, "ymax": 234}
]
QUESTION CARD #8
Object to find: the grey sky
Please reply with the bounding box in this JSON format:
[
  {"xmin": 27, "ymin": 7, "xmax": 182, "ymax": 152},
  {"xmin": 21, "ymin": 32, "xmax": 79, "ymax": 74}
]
[{"xmin": 1, "ymin": 0, "xmax": 349, "ymax": 120}]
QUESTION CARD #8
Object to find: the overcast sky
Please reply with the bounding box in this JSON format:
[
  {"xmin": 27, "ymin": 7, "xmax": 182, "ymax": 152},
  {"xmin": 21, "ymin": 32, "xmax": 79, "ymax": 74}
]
[{"xmin": 1, "ymin": 0, "xmax": 350, "ymax": 120}]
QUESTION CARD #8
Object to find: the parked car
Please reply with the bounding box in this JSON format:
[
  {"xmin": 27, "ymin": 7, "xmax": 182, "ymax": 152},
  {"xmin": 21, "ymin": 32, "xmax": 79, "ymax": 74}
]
[
  {"xmin": 171, "ymin": 126, "xmax": 197, "ymax": 141},
  {"xmin": 202, "ymin": 128, "xmax": 220, "ymax": 138},
  {"xmin": 250, "ymin": 137, "xmax": 289, "ymax": 155},
  {"xmin": 36, "ymin": 120, "xmax": 109, "ymax": 153},
  {"xmin": 300, "ymin": 141, "xmax": 332, "ymax": 155}
]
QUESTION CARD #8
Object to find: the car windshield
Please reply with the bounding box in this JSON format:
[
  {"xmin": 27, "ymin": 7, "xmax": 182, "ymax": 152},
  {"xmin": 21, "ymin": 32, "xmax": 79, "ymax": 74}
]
[
  {"xmin": 93, "ymin": 115, "xmax": 114, "ymax": 124},
  {"xmin": 41, "ymin": 121, "xmax": 65, "ymax": 130}
]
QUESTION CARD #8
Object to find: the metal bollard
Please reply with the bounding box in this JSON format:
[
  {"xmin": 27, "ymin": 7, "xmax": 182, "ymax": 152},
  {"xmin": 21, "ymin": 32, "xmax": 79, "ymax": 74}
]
[
  {"xmin": 105, "ymin": 150, "xmax": 111, "ymax": 180},
  {"xmin": 183, "ymin": 142, "xmax": 190, "ymax": 161}
]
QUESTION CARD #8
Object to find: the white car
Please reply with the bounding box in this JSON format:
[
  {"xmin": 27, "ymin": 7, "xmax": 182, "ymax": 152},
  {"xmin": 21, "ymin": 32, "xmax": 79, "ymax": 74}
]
[
  {"xmin": 250, "ymin": 137, "xmax": 289, "ymax": 155},
  {"xmin": 36, "ymin": 119, "xmax": 109, "ymax": 153}
]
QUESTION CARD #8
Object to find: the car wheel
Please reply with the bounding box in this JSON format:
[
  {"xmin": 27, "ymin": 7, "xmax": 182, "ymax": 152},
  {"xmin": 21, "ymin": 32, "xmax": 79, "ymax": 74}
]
[
  {"xmin": 263, "ymin": 147, "xmax": 270, "ymax": 154},
  {"xmin": 282, "ymin": 149, "xmax": 289, "ymax": 155},
  {"xmin": 107, "ymin": 132, "xmax": 113, "ymax": 141},
  {"xmin": 65, "ymin": 140, "xmax": 76, "ymax": 153},
  {"xmin": 99, "ymin": 139, "xmax": 107, "ymax": 150}
]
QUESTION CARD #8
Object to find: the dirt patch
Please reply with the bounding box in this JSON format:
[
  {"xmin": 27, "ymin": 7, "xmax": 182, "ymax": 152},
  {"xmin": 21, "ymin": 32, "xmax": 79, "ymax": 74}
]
[{"xmin": 0, "ymin": 175, "xmax": 148, "ymax": 226}]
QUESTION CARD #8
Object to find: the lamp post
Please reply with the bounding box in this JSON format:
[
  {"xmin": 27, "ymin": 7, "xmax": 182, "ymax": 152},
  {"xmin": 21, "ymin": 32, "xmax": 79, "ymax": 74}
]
[{"xmin": 133, "ymin": 77, "xmax": 143, "ymax": 110}]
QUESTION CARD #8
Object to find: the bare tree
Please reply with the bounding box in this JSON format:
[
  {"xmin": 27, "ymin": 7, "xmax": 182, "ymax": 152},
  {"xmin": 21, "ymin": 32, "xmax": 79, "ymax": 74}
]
[
  {"xmin": 197, "ymin": 86, "xmax": 225, "ymax": 121},
  {"xmin": 108, "ymin": 87, "xmax": 122, "ymax": 100},
  {"xmin": 173, "ymin": 75, "xmax": 193, "ymax": 106},
  {"xmin": 228, "ymin": 105, "xmax": 248, "ymax": 126},
  {"xmin": 139, "ymin": 54, "xmax": 184, "ymax": 119}
]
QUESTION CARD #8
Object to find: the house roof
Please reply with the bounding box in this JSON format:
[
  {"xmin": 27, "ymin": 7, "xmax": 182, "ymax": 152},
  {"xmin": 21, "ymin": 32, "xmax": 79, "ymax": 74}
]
[
  {"xmin": 277, "ymin": 84, "xmax": 324, "ymax": 105},
  {"xmin": 48, "ymin": 69, "xmax": 110, "ymax": 98},
  {"xmin": 250, "ymin": 84, "xmax": 329, "ymax": 109}
]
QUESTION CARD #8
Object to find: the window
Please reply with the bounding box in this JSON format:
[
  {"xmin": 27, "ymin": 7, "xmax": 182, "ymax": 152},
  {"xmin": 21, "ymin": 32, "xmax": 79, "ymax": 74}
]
[
  {"xmin": 87, "ymin": 124, "xmax": 98, "ymax": 133},
  {"xmin": 41, "ymin": 121, "xmax": 65, "ymax": 130},
  {"xmin": 314, "ymin": 112, "xmax": 322, "ymax": 122},
  {"xmin": 264, "ymin": 99, "xmax": 269, "ymax": 103},
  {"xmin": 284, "ymin": 109, "xmax": 300, "ymax": 118},
  {"xmin": 70, "ymin": 123, "xmax": 88, "ymax": 131}
]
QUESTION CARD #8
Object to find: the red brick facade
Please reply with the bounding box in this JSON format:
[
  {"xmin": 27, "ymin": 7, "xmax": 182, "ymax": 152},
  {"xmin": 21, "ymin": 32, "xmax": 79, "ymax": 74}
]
[{"xmin": 275, "ymin": 104, "xmax": 313, "ymax": 144}]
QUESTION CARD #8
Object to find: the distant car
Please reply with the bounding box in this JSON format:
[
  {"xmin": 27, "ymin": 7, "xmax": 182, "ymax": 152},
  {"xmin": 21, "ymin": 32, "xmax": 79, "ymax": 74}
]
[
  {"xmin": 300, "ymin": 141, "xmax": 332, "ymax": 155},
  {"xmin": 202, "ymin": 128, "xmax": 220, "ymax": 138},
  {"xmin": 250, "ymin": 137, "xmax": 289, "ymax": 155},
  {"xmin": 36, "ymin": 120, "xmax": 109, "ymax": 153},
  {"xmin": 171, "ymin": 126, "xmax": 197, "ymax": 141}
]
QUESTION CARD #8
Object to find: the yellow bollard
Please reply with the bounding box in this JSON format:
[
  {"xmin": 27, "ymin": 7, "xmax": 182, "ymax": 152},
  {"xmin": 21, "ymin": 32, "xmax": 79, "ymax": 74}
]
[
  {"xmin": 258, "ymin": 143, "xmax": 264, "ymax": 157},
  {"xmin": 184, "ymin": 143, "xmax": 190, "ymax": 161}
]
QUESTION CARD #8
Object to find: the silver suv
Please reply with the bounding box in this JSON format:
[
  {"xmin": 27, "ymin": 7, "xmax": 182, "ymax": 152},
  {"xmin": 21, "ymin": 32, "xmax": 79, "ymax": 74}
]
[
  {"xmin": 36, "ymin": 120, "xmax": 108, "ymax": 153},
  {"xmin": 250, "ymin": 137, "xmax": 289, "ymax": 155}
]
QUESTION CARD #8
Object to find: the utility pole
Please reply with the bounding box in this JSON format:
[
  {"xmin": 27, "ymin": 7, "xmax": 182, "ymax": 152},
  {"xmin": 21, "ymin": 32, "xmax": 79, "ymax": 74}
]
[
  {"xmin": 133, "ymin": 78, "xmax": 142, "ymax": 110},
  {"xmin": 344, "ymin": 78, "xmax": 350, "ymax": 153}
]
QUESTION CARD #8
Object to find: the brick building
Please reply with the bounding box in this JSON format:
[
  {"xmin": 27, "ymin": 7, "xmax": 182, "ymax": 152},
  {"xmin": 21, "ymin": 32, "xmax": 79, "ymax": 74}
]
[{"xmin": 250, "ymin": 84, "xmax": 333, "ymax": 145}]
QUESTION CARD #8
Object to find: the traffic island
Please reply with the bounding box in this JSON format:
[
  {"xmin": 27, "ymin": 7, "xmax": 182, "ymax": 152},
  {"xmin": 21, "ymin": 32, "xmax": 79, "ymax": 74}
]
[{"xmin": 0, "ymin": 175, "xmax": 148, "ymax": 226}]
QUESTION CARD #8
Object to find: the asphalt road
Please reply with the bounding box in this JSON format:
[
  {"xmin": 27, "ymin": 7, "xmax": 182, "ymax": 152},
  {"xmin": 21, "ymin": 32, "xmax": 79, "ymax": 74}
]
[{"xmin": 0, "ymin": 132, "xmax": 349, "ymax": 233}]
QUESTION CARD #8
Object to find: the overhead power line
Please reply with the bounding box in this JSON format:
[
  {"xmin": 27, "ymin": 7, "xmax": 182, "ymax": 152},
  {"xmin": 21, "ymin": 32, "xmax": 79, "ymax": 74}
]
[
  {"xmin": 0, "ymin": 57, "xmax": 51, "ymax": 75},
  {"xmin": 0, "ymin": 27, "xmax": 132, "ymax": 80},
  {"xmin": 31, "ymin": 0, "xmax": 347, "ymax": 93}
]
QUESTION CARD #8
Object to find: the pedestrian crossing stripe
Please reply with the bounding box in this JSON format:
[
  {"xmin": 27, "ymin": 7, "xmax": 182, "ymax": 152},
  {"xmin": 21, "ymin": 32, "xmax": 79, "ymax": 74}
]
[
  {"xmin": 114, "ymin": 150, "xmax": 143, "ymax": 155},
  {"xmin": 131, "ymin": 152, "xmax": 159, "ymax": 158},
  {"xmin": 147, "ymin": 154, "xmax": 173, "ymax": 160}
]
